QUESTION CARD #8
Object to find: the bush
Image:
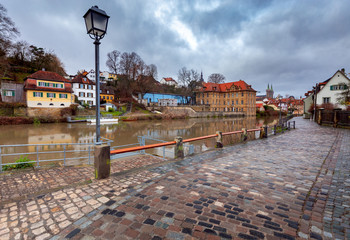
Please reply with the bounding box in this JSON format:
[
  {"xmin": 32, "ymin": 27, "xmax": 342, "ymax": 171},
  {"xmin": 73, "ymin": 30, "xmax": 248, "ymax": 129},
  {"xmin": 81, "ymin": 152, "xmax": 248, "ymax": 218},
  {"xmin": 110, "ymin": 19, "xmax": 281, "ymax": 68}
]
[
  {"xmin": 2, "ymin": 156, "xmax": 34, "ymax": 171},
  {"xmin": 108, "ymin": 108, "xmax": 114, "ymax": 112}
]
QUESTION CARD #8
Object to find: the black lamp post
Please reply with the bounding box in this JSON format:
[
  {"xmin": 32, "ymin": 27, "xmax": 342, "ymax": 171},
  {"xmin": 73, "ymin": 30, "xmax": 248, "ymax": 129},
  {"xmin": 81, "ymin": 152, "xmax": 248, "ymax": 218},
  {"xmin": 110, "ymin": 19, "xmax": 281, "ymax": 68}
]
[
  {"xmin": 277, "ymin": 96, "xmax": 282, "ymax": 125},
  {"xmin": 83, "ymin": 6, "xmax": 110, "ymax": 144}
]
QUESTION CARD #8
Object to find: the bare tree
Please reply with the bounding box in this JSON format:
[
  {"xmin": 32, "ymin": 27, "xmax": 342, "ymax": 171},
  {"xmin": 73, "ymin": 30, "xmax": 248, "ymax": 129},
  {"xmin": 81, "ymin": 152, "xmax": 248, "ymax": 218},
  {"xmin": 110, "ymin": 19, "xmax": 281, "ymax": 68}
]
[
  {"xmin": 178, "ymin": 67, "xmax": 201, "ymax": 103},
  {"xmin": 208, "ymin": 73, "xmax": 225, "ymax": 83},
  {"xmin": 0, "ymin": 3, "xmax": 19, "ymax": 57},
  {"xmin": 146, "ymin": 64, "xmax": 158, "ymax": 80},
  {"xmin": 106, "ymin": 50, "xmax": 120, "ymax": 74}
]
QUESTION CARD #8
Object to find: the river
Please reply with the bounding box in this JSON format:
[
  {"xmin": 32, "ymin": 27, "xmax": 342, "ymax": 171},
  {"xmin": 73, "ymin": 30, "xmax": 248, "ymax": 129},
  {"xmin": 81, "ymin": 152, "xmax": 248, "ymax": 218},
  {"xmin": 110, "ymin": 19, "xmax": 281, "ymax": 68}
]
[{"xmin": 0, "ymin": 116, "xmax": 278, "ymax": 166}]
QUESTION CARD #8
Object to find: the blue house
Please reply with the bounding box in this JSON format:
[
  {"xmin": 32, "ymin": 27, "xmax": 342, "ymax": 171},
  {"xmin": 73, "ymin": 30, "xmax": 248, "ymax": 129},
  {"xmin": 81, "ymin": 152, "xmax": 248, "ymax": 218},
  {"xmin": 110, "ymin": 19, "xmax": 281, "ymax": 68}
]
[{"xmin": 140, "ymin": 93, "xmax": 189, "ymax": 105}]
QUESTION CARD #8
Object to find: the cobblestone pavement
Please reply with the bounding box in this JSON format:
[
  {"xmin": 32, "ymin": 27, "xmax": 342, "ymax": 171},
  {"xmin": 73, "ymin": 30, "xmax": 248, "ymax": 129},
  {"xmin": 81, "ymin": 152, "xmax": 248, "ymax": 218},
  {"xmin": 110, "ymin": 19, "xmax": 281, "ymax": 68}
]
[
  {"xmin": 0, "ymin": 117, "xmax": 349, "ymax": 240},
  {"xmin": 0, "ymin": 155, "xmax": 165, "ymax": 203}
]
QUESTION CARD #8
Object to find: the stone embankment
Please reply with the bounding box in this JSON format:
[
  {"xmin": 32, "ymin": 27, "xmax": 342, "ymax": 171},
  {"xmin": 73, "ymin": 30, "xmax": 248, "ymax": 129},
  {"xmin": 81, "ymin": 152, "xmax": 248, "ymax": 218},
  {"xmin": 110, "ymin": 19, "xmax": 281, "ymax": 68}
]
[{"xmin": 0, "ymin": 117, "xmax": 349, "ymax": 239}]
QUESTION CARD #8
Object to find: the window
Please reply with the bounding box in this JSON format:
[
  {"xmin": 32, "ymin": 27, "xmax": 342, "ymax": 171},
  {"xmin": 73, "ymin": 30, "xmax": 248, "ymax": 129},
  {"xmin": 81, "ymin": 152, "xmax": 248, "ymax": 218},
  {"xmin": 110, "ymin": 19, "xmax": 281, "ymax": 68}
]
[
  {"xmin": 207, "ymin": 93, "xmax": 209, "ymax": 97},
  {"xmin": 232, "ymin": 93, "xmax": 234, "ymax": 97},
  {"xmin": 236, "ymin": 93, "xmax": 238, "ymax": 97},
  {"xmin": 37, "ymin": 103, "xmax": 42, "ymax": 106},
  {"xmin": 232, "ymin": 100, "xmax": 234, "ymax": 105},
  {"xmin": 242, "ymin": 92, "xmax": 244, "ymax": 97},
  {"xmin": 80, "ymin": 84, "xmax": 84, "ymax": 89},
  {"xmin": 79, "ymin": 92, "xmax": 85, "ymax": 97},
  {"xmin": 88, "ymin": 85, "xmax": 92, "ymax": 90},
  {"xmin": 59, "ymin": 94, "xmax": 67, "ymax": 98},
  {"xmin": 107, "ymin": 96, "xmax": 109, "ymax": 100},
  {"xmin": 241, "ymin": 100, "xmax": 243, "ymax": 104},
  {"xmin": 224, "ymin": 93, "xmax": 226, "ymax": 98},
  {"xmin": 236, "ymin": 100, "xmax": 238, "ymax": 104},
  {"xmin": 3, "ymin": 90, "xmax": 15, "ymax": 96},
  {"xmin": 49, "ymin": 103, "xmax": 54, "ymax": 106},
  {"xmin": 323, "ymin": 97, "xmax": 330, "ymax": 104},
  {"xmin": 60, "ymin": 104, "xmax": 65, "ymax": 106},
  {"xmin": 47, "ymin": 93, "xmax": 56, "ymax": 98},
  {"xmin": 33, "ymin": 92, "xmax": 43, "ymax": 97}
]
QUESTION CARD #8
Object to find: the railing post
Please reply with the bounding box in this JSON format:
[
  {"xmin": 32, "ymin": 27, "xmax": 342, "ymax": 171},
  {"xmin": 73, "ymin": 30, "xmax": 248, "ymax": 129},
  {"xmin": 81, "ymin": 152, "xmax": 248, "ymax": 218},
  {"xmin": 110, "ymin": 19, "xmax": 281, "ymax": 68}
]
[
  {"xmin": 215, "ymin": 131, "xmax": 223, "ymax": 148},
  {"xmin": 88, "ymin": 146, "xmax": 91, "ymax": 164},
  {"xmin": 63, "ymin": 145, "xmax": 66, "ymax": 166},
  {"xmin": 94, "ymin": 145, "xmax": 110, "ymax": 179},
  {"xmin": 36, "ymin": 145, "xmax": 39, "ymax": 168},
  {"xmin": 174, "ymin": 136, "xmax": 184, "ymax": 159},
  {"xmin": 0, "ymin": 146, "xmax": 2, "ymax": 173},
  {"xmin": 293, "ymin": 121, "xmax": 296, "ymax": 129},
  {"xmin": 162, "ymin": 146, "xmax": 165, "ymax": 160},
  {"xmin": 264, "ymin": 126, "xmax": 268, "ymax": 138},
  {"xmin": 288, "ymin": 122, "xmax": 290, "ymax": 130},
  {"xmin": 241, "ymin": 128, "xmax": 247, "ymax": 142},
  {"xmin": 274, "ymin": 125, "xmax": 277, "ymax": 135},
  {"xmin": 282, "ymin": 123, "xmax": 284, "ymax": 133}
]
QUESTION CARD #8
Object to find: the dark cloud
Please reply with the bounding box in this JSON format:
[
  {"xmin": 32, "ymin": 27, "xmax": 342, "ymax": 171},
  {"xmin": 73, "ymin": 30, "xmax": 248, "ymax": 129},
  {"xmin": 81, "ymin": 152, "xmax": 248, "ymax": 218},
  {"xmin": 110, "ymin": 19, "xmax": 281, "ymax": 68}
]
[{"xmin": 3, "ymin": 0, "xmax": 350, "ymax": 97}]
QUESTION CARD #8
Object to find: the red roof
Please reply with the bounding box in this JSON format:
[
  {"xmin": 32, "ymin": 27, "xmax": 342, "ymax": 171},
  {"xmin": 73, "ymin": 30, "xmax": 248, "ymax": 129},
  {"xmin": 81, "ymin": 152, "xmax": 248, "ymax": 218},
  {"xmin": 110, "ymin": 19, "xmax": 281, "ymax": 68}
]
[
  {"xmin": 26, "ymin": 70, "xmax": 69, "ymax": 82},
  {"xmin": 72, "ymin": 74, "xmax": 95, "ymax": 85},
  {"xmin": 199, "ymin": 80, "xmax": 256, "ymax": 92},
  {"xmin": 256, "ymin": 103, "xmax": 263, "ymax": 108},
  {"xmin": 163, "ymin": 77, "xmax": 177, "ymax": 83},
  {"xmin": 24, "ymin": 79, "xmax": 73, "ymax": 93}
]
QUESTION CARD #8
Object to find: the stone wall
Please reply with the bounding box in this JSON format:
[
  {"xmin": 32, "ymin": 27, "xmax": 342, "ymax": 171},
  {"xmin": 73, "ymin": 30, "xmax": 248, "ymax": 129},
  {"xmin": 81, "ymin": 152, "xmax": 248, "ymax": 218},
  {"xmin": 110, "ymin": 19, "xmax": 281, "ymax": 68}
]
[
  {"xmin": 147, "ymin": 106, "xmax": 245, "ymax": 118},
  {"xmin": 27, "ymin": 108, "xmax": 66, "ymax": 118}
]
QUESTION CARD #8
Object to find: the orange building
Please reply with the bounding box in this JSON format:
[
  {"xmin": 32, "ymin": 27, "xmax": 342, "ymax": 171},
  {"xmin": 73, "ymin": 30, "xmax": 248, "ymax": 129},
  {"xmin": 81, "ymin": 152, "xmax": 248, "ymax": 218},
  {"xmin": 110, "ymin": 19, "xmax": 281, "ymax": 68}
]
[{"xmin": 195, "ymin": 80, "xmax": 256, "ymax": 115}]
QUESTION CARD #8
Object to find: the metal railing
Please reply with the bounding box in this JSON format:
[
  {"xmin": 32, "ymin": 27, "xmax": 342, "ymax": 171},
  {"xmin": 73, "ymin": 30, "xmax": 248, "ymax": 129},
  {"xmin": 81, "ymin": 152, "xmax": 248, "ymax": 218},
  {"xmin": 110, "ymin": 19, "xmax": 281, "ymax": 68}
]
[{"xmin": 0, "ymin": 137, "xmax": 113, "ymax": 173}]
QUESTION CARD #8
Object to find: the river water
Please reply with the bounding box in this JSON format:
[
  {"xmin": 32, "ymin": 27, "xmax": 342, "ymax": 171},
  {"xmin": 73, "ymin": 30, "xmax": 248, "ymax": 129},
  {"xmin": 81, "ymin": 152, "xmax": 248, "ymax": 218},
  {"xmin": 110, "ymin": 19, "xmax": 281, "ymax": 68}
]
[{"xmin": 0, "ymin": 116, "xmax": 278, "ymax": 165}]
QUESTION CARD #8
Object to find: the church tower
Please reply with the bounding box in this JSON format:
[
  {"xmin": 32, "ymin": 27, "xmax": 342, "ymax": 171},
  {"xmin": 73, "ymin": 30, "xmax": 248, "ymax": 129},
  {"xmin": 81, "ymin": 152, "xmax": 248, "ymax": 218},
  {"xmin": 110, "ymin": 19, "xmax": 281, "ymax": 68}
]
[{"xmin": 266, "ymin": 84, "xmax": 274, "ymax": 99}]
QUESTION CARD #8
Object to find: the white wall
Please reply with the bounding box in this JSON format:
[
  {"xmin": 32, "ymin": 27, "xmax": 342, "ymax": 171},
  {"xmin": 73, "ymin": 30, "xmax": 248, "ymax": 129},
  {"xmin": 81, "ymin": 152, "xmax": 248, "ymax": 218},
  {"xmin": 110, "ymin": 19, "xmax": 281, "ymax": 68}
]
[{"xmin": 72, "ymin": 83, "xmax": 96, "ymax": 105}]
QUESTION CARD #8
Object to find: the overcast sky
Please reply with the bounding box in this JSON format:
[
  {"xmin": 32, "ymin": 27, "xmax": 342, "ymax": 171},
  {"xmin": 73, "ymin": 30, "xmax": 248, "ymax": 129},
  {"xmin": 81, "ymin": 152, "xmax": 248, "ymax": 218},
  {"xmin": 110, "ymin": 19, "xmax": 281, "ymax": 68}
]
[{"xmin": 3, "ymin": 0, "xmax": 350, "ymax": 98}]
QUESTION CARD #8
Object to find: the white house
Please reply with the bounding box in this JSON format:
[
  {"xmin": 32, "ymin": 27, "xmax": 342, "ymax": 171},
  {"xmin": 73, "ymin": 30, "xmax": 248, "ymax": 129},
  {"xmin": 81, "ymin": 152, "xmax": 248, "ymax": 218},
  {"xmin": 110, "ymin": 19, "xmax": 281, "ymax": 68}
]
[
  {"xmin": 316, "ymin": 69, "xmax": 349, "ymax": 109},
  {"xmin": 160, "ymin": 77, "xmax": 178, "ymax": 87},
  {"xmin": 71, "ymin": 73, "xmax": 96, "ymax": 106}
]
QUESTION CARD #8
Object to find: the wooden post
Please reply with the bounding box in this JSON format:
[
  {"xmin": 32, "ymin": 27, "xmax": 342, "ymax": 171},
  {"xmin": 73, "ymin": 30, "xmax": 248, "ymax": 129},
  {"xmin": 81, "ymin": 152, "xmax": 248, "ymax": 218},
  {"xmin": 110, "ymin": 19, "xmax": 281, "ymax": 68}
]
[
  {"xmin": 333, "ymin": 110, "xmax": 338, "ymax": 128},
  {"xmin": 241, "ymin": 128, "xmax": 247, "ymax": 142},
  {"xmin": 215, "ymin": 131, "xmax": 223, "ymax": 148},
  {"xmin": 264, "ymin": 126, "xmax": 268, "ymax": 138},
  {"xmin": 94, "ymin": 145, "xmax": 110, "ymax": 179},
  {"xmin": 175, "ymin": 136, "xmax": 184, "ymax": 158}
]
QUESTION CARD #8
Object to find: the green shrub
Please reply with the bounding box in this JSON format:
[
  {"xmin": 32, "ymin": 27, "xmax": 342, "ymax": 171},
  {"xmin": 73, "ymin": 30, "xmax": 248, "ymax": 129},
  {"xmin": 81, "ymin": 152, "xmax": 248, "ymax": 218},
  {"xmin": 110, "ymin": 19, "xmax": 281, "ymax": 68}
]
[
  {"xmin": 108, "ymin": 108, "xmax": 114, "ymax": 112},
  {"xmin": 33, "ymin": 118, "xmax": 41, "ymax": 125},
  {"xmin": 2, "ymin": 156, "xmax": 34, "ymax": 171}
]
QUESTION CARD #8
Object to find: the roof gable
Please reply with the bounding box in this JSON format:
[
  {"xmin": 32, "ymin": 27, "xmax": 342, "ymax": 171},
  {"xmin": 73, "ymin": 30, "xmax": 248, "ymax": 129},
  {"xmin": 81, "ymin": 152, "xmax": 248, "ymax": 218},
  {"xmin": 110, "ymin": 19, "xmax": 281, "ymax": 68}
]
[{"xmin": 72, "ymin": 74, "xmax": 95, "ymax": 85}]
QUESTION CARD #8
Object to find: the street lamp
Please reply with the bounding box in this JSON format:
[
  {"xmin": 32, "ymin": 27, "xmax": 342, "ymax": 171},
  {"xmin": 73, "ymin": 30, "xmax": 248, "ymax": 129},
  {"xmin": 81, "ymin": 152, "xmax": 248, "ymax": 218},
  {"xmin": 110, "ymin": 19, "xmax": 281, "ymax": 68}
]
[{"xmin": 83, "ymin": 6, "xmax": 110, "ymax": 144}]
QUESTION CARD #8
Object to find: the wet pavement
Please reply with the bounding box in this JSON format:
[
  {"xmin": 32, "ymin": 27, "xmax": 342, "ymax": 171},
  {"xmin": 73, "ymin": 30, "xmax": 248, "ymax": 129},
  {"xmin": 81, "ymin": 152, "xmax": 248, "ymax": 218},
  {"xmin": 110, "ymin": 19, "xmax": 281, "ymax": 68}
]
[{"xmin": 0, "ymin": 117, "xmax": 349, "ymax": 240}]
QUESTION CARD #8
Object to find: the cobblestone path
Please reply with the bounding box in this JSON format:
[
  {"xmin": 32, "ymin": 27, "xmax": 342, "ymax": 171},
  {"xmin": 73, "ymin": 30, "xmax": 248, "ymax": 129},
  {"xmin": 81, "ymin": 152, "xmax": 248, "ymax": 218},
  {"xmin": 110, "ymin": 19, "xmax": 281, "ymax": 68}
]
[
  {"xmin": 0, "ymin": 155, "xmax": 165, "ymax": 203},
  {"xmin": 0, "ymin": 117, "xmax": 349, "ymax": 240}
]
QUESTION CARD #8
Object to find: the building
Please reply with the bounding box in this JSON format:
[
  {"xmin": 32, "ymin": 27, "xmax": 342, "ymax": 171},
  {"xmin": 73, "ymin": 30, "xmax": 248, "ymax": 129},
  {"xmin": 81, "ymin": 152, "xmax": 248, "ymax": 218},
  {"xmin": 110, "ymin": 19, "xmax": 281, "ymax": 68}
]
[
  {"xmin": 71, "ymin": 73, "xmax": 96, "ymax": 106},
  {"xmin": 315, "ymin": 69, "xmax": 349, "ymax": 109},
  {"xmin": 24, "ymin": 70, "xmax": 74, "ymax": 108},
  {"xmin": 140, "ymin": 93, "xmax": 189, "ymax": 106},
  {"xmin": 159, "ymin": 99, "xmax": 177, "ymax": 106},
  {"xmin": 100, "ymin": 71, "xmax": 117, "ymax": 83},
  {"xmin": 0, "ymin": 80, "xmax": 25, "ymax": 103},
  {"xmin": 303, "ymin": 91, "xmax": 314, "ymax": 117},
  {"xmin": 160, "ymin": 77, "xmax": 178, "ymax": 87},
  {"xmin": 100, "ymin": 86, "xmax": 115, "ymax": 103},
  {"xmin": 256, "ymin": 84, "xmax": 274, "ymax": 101},
  {"xmin": 195, "ymin": 80, "xmax": 256, "ymax": 115}
]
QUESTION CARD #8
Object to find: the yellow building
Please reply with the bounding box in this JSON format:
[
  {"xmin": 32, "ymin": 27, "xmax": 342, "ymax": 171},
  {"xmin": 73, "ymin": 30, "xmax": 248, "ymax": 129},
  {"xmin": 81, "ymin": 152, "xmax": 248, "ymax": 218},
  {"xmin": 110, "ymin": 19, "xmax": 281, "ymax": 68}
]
[
  {"xmin": 24, "ymin": 70, "xmax": 74, "ymax": 108},
  {"xmin": 100, "ymin": 93, "xmax": 114, "ymax": 103}
]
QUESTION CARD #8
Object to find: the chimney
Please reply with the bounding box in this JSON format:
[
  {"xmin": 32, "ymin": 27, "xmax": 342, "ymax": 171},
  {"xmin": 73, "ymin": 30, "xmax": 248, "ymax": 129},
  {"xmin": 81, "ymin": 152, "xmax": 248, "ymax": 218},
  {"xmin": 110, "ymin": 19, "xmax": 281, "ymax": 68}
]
[{"xmin": 341, "ymin": 68, "xmax": 345, "ymax": 73}]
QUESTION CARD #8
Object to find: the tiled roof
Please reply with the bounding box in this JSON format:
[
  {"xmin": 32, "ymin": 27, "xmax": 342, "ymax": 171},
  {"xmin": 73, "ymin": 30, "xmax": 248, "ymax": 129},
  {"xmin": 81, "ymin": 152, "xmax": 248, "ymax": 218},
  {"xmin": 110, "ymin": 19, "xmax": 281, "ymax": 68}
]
[
  {"xmin": 163, "ymin": 77, "xmax": 177, "ymax": 83},
  {"xmin": 25, "ymin": 70, "xmax": 69, "ymax": 82},
  {"xmin": 198, "ymin": 80, "xmax": 256, "ymax": 92},
  {"xmin": 72, "ymin": 74, "xmax": 95, "ymax": 85},
  {"xmin": 24, "ymin": 79, "xmax": 73, "ymax": 93}
]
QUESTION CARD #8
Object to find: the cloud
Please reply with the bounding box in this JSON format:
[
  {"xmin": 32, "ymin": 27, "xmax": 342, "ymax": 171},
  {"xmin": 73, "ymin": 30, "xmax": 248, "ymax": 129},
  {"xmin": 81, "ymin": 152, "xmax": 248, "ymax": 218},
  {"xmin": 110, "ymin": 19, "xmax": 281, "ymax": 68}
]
[{"xmin": 3, "ymin": 0, "xmax": 350, "ymax": 97}]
